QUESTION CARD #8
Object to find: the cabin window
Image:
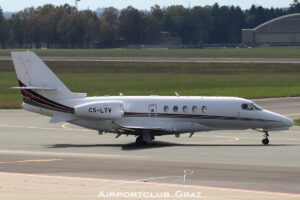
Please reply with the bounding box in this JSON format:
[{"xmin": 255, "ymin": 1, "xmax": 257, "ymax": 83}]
[
  {"xmin": 173, "ymin": 106, "xmax": 178, "ymax": 112},
  {"xmin": 183, "ymin": 106, "xmax": 188, "ymax": 113},
  {"xmin": 241, "ymin": 103, "xmax": 254, "ymax": 110},
  {"xmin": 164, "ymin": 106, "xmax": 169, "ymax": 112},
  {"xmin": 202, "ymin": 106, "xmax": 207, "ymax": 113},
  {"xmin": 192, "ymin": 106, "xmax": 197, "ymax": 113}
]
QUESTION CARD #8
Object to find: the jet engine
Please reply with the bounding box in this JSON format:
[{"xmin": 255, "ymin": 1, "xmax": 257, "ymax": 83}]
[{"xmin": 75, "ymin": 101, "xmax": 123, "ymax": 120}]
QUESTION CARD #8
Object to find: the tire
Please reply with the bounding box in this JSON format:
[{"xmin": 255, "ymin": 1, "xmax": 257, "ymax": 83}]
[
  {"xmin": 262, "ymin": 138, "xmax": 269, "ymax": 145},
  {"xmin": 136, "ymin": 136, "xmax": 145, "ymax": 145}
]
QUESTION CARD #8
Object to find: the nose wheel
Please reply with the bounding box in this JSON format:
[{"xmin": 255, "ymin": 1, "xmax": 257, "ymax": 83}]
[{"xmin": 262, "ymin": 131, "xmax": 269, "ymax": 145}]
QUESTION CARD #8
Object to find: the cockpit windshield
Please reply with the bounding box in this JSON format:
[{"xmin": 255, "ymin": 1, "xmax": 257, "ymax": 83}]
[
  {"xmin": 241, "ymin": 103, "xmax": 263, "ymax": 111},
  {"xmin": 251, "ymin": 103, "xmax": 263, "ymax": 110}
]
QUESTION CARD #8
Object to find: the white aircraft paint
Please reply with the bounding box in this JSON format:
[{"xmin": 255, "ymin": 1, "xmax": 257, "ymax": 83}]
[{"xmin": 11, "ymin": 52, "xmax": 293, "ymax": 145}]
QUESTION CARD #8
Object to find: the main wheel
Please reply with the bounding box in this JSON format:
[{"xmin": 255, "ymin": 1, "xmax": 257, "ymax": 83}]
[
  {"xmin": 136, "ymin": 135, "xmax": 145, "ymax": 145},
  {"xmin": 262, "ymin": 138, "xmax": 269, "ymax": 145}
]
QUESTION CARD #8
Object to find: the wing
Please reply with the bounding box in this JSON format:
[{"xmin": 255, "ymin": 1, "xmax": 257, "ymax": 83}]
[{"xmin": 112, "ymin": 122, "xmax": 172, "ymax": 136}]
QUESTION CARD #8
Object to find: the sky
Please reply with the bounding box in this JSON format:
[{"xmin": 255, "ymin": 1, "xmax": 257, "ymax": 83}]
[{"xmin": 0, "ymin": 0, "xmax": 294, "ymax": 12}]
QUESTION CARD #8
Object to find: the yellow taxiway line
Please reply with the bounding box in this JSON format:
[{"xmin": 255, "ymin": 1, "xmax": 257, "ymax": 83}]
[{"xmin": 284, "ymin": 113, "xmax": 300, "ymax": 117}]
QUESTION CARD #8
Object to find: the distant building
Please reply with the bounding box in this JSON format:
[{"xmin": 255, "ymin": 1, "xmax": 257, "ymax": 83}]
[{"xmin": 242, "ymin": 13, "xmax": 300, "ymax": 44}]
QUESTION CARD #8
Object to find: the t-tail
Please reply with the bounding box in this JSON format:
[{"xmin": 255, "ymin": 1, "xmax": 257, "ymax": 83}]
[{"xmin": 11, "ymin": 52, "xmax": 86, "ymax": 116}]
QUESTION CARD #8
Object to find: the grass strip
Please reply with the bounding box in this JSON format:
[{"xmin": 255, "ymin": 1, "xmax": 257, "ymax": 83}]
[
  {"xmin": 1, "ymin": 72, "xmax": 300, "ymax": 108},
  {"xmin": 1, "ymin": 47, "xmax": 300, "ymax": 58},
  {"xmin": 294, "ymin": 119, "xmax": 300, "ymax": 126},
  {"xmin": 2, "ymin": 60, "xmax": 300, "ymax": 74}
]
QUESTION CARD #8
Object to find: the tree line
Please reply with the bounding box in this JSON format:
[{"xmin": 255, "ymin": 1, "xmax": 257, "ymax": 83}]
[{"xmin": 0, "ymin": 1, "xmax": 300, "ymax": 48}]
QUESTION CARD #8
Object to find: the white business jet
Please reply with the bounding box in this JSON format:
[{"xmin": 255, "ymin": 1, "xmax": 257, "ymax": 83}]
[{"xmin": 11, "ymin": 52, "xmax": 293, "ymax": 145}]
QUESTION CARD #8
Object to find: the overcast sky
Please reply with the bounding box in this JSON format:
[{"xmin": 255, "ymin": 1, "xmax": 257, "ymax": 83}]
[{"xmin": 0, "ymin": 0, "xmax": 293, "ymax": 12}]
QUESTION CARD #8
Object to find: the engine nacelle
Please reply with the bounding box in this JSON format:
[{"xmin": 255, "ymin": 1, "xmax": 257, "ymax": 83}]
[{"xmin": 75, "ymin": 101, "xmax": 123, "ymax": 120}]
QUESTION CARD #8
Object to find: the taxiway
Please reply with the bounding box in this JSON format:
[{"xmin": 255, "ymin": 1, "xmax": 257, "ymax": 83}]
[{"xmin": 0, "ymin": 97, "xmax": 300, "ymax": 199}]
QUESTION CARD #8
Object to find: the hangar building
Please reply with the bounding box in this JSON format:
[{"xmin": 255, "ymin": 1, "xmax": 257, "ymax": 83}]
[{"xmin": 242, "ymin": 13, "xmax": 300, "ymax": 44}]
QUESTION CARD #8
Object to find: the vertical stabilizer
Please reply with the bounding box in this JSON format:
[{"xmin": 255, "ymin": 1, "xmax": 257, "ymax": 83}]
[{"xmin": 11, "ymin": 52, "xmax": 85, "ymax": 100}]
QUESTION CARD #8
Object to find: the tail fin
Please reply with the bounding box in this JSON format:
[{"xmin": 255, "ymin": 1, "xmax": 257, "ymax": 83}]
[{"xmin": 11, "ymin": 51, "xmax": 86, "ymax": 100}]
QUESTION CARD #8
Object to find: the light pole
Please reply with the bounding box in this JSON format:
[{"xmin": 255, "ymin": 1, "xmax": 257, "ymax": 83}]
[{"xmin": 75, "ymin": 0, "xmax": 80, "ymax": 11}]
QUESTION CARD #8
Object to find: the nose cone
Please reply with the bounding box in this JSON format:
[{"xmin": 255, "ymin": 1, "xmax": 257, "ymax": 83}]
[
  {"xmin": 282, "ymin": 117, "xmax": 294, "ymax": 127},
  {"xmin": 263, "ymin": 110, "xmax": 294, "ymax": 128}
]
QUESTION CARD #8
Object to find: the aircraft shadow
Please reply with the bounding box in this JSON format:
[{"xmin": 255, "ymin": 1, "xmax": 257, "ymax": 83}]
[{"xmin": 47, "ymin": 142, "xmax": 299, "ymax": 151}]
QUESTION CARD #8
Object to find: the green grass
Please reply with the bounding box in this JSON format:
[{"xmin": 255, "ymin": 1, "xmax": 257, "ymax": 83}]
[
  {"xmin": 1, "ymin": 47, "xmax": 300, "ymax": 58},
  {"xmin": 2, "ymin": 60, "xmax": 300, "ymax": 74},
  {"xmin": 294, "ymin": 119, "xmax": 300, "ymax": 126},
  {"xmin": 2, "ymin": 59, "xmax": 300, "ymax": 109},
  {"xmin": 2, "ymin": 71, "xmax": 300, "ymax": 108},
  {"xmin": 60, "ymin": 73, "xmax": 300, "ymax": 98}
]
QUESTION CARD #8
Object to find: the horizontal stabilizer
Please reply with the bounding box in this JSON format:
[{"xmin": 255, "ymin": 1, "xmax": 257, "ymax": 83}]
[
  {"xmin": 11, "ymin": 86, "xmax": 57, "ymax": 90},
  {"xmin": 50, "ymin": 114, "xmax": 77, "ymax": 123}
]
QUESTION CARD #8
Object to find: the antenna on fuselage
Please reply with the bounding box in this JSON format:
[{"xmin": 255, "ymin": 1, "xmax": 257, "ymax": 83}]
[{"xmin": 174, "ymin": 91, "xmax": 180, "ymax": 97}]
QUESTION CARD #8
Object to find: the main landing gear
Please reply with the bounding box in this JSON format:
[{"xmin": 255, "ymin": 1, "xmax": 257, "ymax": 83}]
[
  {"xmin": 262, "ymin": 131, "xmax": 269, "ymax": 145},
  {"xmin": 136, "ymin": 133, "xmax": 155, "ymax": 145},
  {"xmin": 136, "ymin": 135, "xmax": 145, "ymax": 145}
]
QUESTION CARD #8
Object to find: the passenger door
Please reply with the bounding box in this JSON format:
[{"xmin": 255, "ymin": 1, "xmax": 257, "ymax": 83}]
[{"xmin": 148, "ymin": 104, "xmax": 157, "ymax": 118}]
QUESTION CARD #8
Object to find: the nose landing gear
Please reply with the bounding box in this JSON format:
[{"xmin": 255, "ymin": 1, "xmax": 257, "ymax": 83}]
[{"xmin": 262, "ymin": 131, "xmax": 269, "ymax": 145}]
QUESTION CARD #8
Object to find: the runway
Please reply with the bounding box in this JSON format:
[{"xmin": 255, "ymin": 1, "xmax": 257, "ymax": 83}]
[
  {"xmin": 1, "ymin": 97, "xmax": 300, "ymax": 199},
  {"xmin": 2, "ymin": 56, "xmax": 300, "ymax": 63}
]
